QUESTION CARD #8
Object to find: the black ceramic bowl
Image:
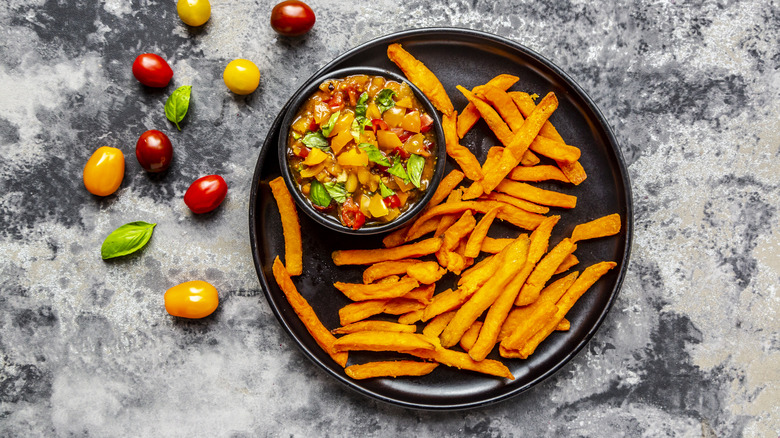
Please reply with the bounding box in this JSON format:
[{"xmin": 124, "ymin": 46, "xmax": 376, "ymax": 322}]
[{"xmin": 277, "ymin": 66, "xmax": 447, "ymax": 235}]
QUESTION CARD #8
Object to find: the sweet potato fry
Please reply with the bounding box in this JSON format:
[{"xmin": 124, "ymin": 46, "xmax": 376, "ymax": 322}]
[
  {"xmin": 570, "ymin": 213, "xmax": 622, "ymax": 243},
  {"xmin": 422, "ymin": 310, "xmax": 457, "ymax": 337},
  {"xmin": 512, "ymin": 261, "xmax": 616, "ymax": 358},
  {"xmin": 333, "ymin": 331, "xmax": 436, "ymax": 353},
  {"xmin": 464, "ymin": 207, "xmax": 499, "ymax": 258},
  {"xmin": 332, "ymin": 237, "xmax": 443, "ymax": 265},
  {"xmin": 269, "ymin": 177, "xmax": 303, "ymax": 276},
  {"xmin": 430, "ymin": 169, "xmax": 466, "ymax": 208},
  {"xmin": 387, "ymin": 43, "xmax": 454, "ymax": 116},
  {"xmin": 345, "ymin": 361, "xmax": 439, "ymax": 380},
  {"xmin": 461, "ymin": 146, "xmax": 504, "ymax": 200},
  {"xmin": 481, "ymin": 192, "xmax": 550, "ymax": 214},
  {"xmin": 520, "ymin": 150, "xmax": 541, "ymax": 166},
  {"xmin": 509, "ymin": 91, "xmax": 587, "ymax": 185},
  {"xmin": 332, "ymin": 321, "xmax": 418, "ymax": 335},
  {"xmin": 406, "ymin": 261, "xmax": 446, "ymax": 285},
  {"xmin": 554, "ymin": 254, "xmax": 579, "ymax": 275},
  {"xmin": 480, "ymin": 92, "xmax": 559, "ymax": 194},
  {"xmin": 402, "ymin": 283, "xmax": 436, "ymax": 304},
  {"xmin": 457, "ymin": 74, "xmax": 519, "ymax": 138},
  {"xmin": 459, "ymin": 321, "xmax": 483, "ymax": 352},
  {"xmin": 434, "ymin": 189, "xmax": 463, "ymax": 237},
  {"xmin": 436, "ymin": 210, "xmax": 476, "ymax": 269},
  {"xmin": 272, "ymin": 257, "xmax": 348, "ymax": 367},
  {"xmin": 498, "ymin": 302, "xmax": 557, "ymax": 354},
  {"xmin": 362, "ymin": 259, "xmax": 422, "ymax": 284},
  {"xmin": 443, "ymin": 112, "xmax": 483, "ymax": 181},
  {"xmin": 398, "ymin": 310, "xmax": 424, "ymax": 324},
  {"xmin": 421, "ymin": 287, "xmax": 463, "ymax": 322},
  {"xmin": 480, "ymin": 237, "xmax": 513, "ymax": 254},
  {"xmin": 375, "ymin": 275, "xmax": 400, "ymax": 284},
  {"xmin": 515, "ymin": 238, "xmax": 577, "ymax": 306},
  {"xmin": 404, "ymin": 218, "xmax": 442, "ymax": 243},
  {"xmin": 529, "ymin": 136, "xmax": 581, "ymax": 163},
  {"xmin": 335, "ymin": 277, "xmax": 420, "ymax": 301},
  {"xmin": 440, "ymin": 236, "xmax": 530, "ymax": 347},
  {"xmin": 382, "ymin": 298, "xmax": 426, "ymax": 315},
  {"xmin": 556, "ymin": 319, "xmax": 571, "ymax": 331},
  {"xmin": 475, "ymin": 85, "xmax": 525, "ymax": 131},
  {"xmin": 409, "ymin": 347, "xmax": 514, "ymax": 380},
  {"xmin": 495, "ymin": 180, "xmax": 577, "ymax": 209},
  {"xmin": 339, "ymin": 300, "xmax": 388, "ymax": 326},
  {"xmin": 496, "ymin": 204, "xmax": 547, "ymax": 230},
  {"xmin": 508, "ymin": 165, "xmax": 569, "ymax": 183},
  {"xmin": 457, "ymin": 86, "xmax": 514, "ymax": 145}
]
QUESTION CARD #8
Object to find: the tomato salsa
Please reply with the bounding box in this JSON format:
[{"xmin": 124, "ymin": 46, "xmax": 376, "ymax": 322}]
[{"xmin": 286, "ymin": 74, "xmax": 437, "ymax": 230}]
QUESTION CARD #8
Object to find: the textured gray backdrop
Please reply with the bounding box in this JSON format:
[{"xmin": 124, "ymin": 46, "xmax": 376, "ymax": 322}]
[{"xmin": 0, "ymin": 0, "xmax": 778, "ymax": 436}]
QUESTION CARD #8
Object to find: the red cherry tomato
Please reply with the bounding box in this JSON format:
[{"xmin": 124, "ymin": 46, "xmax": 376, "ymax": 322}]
[
  {"xmin": 136, "ymin": 130, "xmax": 173, "ymax": 172},
  {"xmin": 420, "ymin": 113, "xmax": 434, "ymax": 133},
  {"xmin": 341, "ymin": 198, "xmax": 365, "ymax": 230},
  {"xmin": 184, "ymin": 175, "xmax": 228, "ymax": 214},
  {"xmin": 132, "ymin": 54, "xmax": 173, "ymax": 88},
  {"xmin": 383, "ymin": 194, "xmax": 401, "ymax": 208},
  {"xmin": 270, "ymin": 1, "xmax": 316, "ymax": 37}
]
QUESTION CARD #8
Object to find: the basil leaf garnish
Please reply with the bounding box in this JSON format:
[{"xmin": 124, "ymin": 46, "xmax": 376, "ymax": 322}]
[
  {"xmin": 387, "ymin": 157, "xmax": 409, "ymax": 182},
  {"xmin": 309, "ymin": 180, "xmax": 332, "ymax": 207},
  {"xmin": 355, "ymin": 92, "xmax": 369, "ymax": 118},
  {"xmin": 101, "ymin": 221, "xmax": 156, "ymax": 260},
  {"xmin": 358, "ymin": 143, "xmax": 391, "ymax": 167},
  {"xmin": 350, "ymin": 116, "xmax": 372, "ymax": 142},
  {"xmin": 302, "ymin": 131, "xmax": 330, "ymax": 150},
  {"xmin": 378, "ymin": 181, "xmax": 395, "ymax": 198},
  {"xmin": 375, "ymin": 89, "xmax": 396, "ymax": 114},
  {"xmin": 321, "ymin": 111, "xmax": 340, "ymax": 137},
  {"xmin": 407, "ymin": 154, "xmax": 425, "ymax": 189},
  {"xmin": 323, "ymin": 181, "xmax": 347, "ymax": 204},
  {"xmin": 165, "ymin": 85, "xmax": 191, "ymax": 131}
]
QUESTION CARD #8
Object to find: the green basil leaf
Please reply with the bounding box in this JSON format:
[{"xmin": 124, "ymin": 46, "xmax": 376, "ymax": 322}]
[
  {"xmin": 378, "ymin": 181, "xmax": 395, "ymax": 198},
  {"xmin": 375, "ymin": 89, "xmax": 396, "ymax": 114},
  {"xmin": 358, "ymin": 143, "xmax": 392, "ymax": 167},
  {"xmin": 407, "ymin": 154, "xmax": 425, "ymax": 189},
  {"xmin": 302, "ymin": 131, "xmax": 330, "ymax": 150},
  {"xmin": 101, "ymin": 221, "xmax": 156, "ymax": 260},
  {"xmin": 323, "ymin": 181, "xmax": 348, "ymax": 204},
  {"xmin": 387, "ymin": 157, "xmax": 409, "ymax": 182},
  {"xmin": 355, "ymin": 92, "xmax": 369, "ymax": 118},
  {"xmin": 350, "ymin": 116, "xmax": 372, "ymax": 142},
  {"xmin": 321, "ymin": 110, "xmax": 340, "ymax": 137},
  {"xmin": 164, "ymin": 85, "xmax": 192, "ymax": 131},
  {"xmin": 309, "ymin": 180, "xmax": 332, "ymax": 207}
]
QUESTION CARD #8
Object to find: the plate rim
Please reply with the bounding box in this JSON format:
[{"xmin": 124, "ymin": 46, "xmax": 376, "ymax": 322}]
[{"xmin": 249, "ymin": 26, "xmax": 634, "ymax": 410}]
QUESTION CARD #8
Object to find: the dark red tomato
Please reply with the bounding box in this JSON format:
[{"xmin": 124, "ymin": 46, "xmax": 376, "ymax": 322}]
[
  {"xmin": 341, "ymin": 198, "xmax": 365, "ymax": 230},
  {"xmin": 383, "ymin": 194, "xmax": 401, "ymax": 208},
  {"xmin": 184, "ymin": 175, "xmax": 228, "ymax": 214},
  {"xmin": 420, "ymin": 113, "xmax": 434, "ymax": 133},
  {"xmin": 270, "ymin": 1, "xmax": 316, "ymax": 37},
  {"xmin": 371, "ymin": 119, "xmax": 389, "ymax": 133},
  {"xmin": 135, "ymin": 130, "xmax": 173, "ymax": 172},
  {"xmin": 132, "ymin": 54, "xmax": 173, "ymax": 87}
]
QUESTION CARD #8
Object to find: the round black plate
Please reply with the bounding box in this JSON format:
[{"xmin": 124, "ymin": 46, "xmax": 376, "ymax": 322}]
[{"xmin": 249, "ymin": 28, "xmax": 633, "ymax": 410}]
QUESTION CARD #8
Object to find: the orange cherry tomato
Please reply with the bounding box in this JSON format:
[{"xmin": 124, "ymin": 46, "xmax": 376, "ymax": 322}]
[
  {"xmin": 83, "ymin": 146, "xmax": 125, "ymax": 196},
  {"xmin": 164, "ymin": 280, "xmax": 219, "ymax": 319}
]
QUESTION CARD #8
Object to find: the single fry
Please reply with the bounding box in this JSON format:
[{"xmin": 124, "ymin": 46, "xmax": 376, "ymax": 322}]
[
  {"xmin": 440, "ymin": 236, "xmax": 530, "ymax": 347},
  {"xmin": 345, "ymin": 361, "xmax": 439, "ymax": 380},
  {"xmin": 387, "ymin": 43, "xmax": 454, "ymax": 116},
  {"xmin": 475, "ymin": 85, "xmax": 526, "ymax": 131},
  {"xmin": 406, "ymin": 261, "xmax": 447, "ymax": 284},
  {"xmin": 498, "ymin": 272, "xmax": 579, "ymax": 341},
  {"xmin": 421, "ymin": 288, "xmax": 462, "ymax": 322},
  {"xmin": 480, "ymin": 237, "xmax": 513, "ymax": 254},
  {"xmin": 443, "ymin": 112, "xmax": 484, "ymax": 181},
  {"xmin": 459, "ymin": 321, "xmax": 483, "ymax": 352},
  {"xmin": 332, "ymin": 321, "xmax": 418, "ymax": 335},
  {"xmin": 529, "ymin": 136, "xmax": 581, "ymax": 163},
  {"xmin": 332, "ymin": 237, "xmax": 443, "ymax": 265},
  {"xmin": 429, "ymin": 169, "xmax": 466, "ymax": 208},
  {"xmin": 508, "ymin": 165, "xmax": 569, "ymax": 183},
  {"xmin": 403, "ymin": 283, "xmax": 436, "ymax": 304},
  {"xmin": 334, "ymin": 277, "xmax": 420, "ymax": 301},
  {"xmin": 554, "ymin": 254, "xmax": 579, "ymax": 275},
  {"xmin": 339, "ymin": 300, "xmax": 388, "ymax": 326},
  {"xmin": 571, "ymin": 213, "xmax": 622, "ymax": 243},
  {"xmin": 333, "ymin": 331, "xmax": 436, "ymax": 353},
  {"xmin": 405, "ymin": 217, "xmax": 442, "ymax": 243},
  {"xmin": 409, "ymin": 347, "xmax": 514, "ymax": 380},
  {"xmin": 423, "ymin": 310, "xmax": 457, "ymax": 337},
  {"xmin": 434, "ymin": 189, "xmax": 463, "ymax": 237},
  {"xmin": 464, "ymin": 207, "xmax": 500, "ymax": 258},
  {"xmin": 482, "ymin": 192, "xmax": 550, "ymax": 214},
  {"xmin": 556, "ymin": 319, "xmax": 571, "ymax": 331},
  {"xmin": 382, "ymin": 298, "xmax": 426, "ymax": 315},
  {"xmin": 457, "ymin": 74, "xmax": 519, "ymax": 138},
  {"xmin": 515, "ymin": 238, "xmax": 577, "ymax": 306},
  {"xmin": 363, "ymin": 259, "xmax": 422, "ymax": 284},
  {"xmin": 496, "ymin": 204, "xmax": 547, "ymax": 230},
  {"xmin": 272, "ymin": 257, "xmax": 348, "ymax": 367},
  {"xmin": 520, "ymin": 150, "xmax": 541, "ymax": 166},
  {"xmin": 398, "ymin": 309, "xmax": 424, "ymax": 324},
  {"xmin": 495, "ymin": 180, "xmax": 577, "ymax": 209},
  {"xmin": 269, "ymin": 177, "xmax": 303, "ymax": 276}
]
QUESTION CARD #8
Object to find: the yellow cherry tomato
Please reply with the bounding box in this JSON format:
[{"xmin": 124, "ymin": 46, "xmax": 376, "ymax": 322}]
[
  {"xmin": 83, "ymin": 146, "xmax": 125, "ymax": 196},
  {"xmin": 164, "ymin": 280, "xmax": 219, "ymax": 319},
  {"xmin": 177, "ymin": 0, "xmax": 211, "ymax": 27},
  {"xmin": 223, "ymin": 59, "xmax": 261, "ymax": 95}
]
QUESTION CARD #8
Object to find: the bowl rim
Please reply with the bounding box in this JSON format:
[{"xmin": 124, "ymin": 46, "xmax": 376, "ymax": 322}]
[{"xmin": 277, "ymin": 65, "xmax": 447, "ymax": 236}]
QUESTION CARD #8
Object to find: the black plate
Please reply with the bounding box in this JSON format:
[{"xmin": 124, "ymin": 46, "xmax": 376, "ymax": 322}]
[{"xmin": 249, "ymin": 28, "xmax": 633, "ymax": 410}]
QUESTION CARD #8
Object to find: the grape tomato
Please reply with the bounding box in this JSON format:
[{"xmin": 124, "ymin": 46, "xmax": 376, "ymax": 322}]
[
  {"xmin": 184, "ymin": 175, "xmax": 228, "ymax": 214},
  {"xmin": 132, "ymin": 53, "xmax": 173, "ymax": 88}
]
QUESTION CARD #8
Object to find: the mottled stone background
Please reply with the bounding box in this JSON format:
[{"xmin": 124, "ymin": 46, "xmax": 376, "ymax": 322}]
[{"xmin": 1, "ymin": 0, "xmax": 778, "ymax": 436}]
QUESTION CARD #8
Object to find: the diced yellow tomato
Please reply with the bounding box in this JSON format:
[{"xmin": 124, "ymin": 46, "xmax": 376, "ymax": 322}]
[
  {"xmin": 345, "ymin": 172, "xmax": 358, "ymax": 192},
  {"xmin": 357, "ymin": 166, "xmax": 371, "ymax": 185},
  {"xmin": 331, "ymin": 129, "xmax": 353, "ymax": 155},
  {"xmin": 398, "ymin": 82, "xmax": 414, "ymax": 100},
  {"xmin": 396, "ymin": 190, "xmax": 409, "ymax": 206},
  {"xmin": 404, "ymin": 133, "xmax": 428, "ymax": 156},
  {"xmin": 383, "ymin": 207, "xmax": 400, "ymax": 222},
  {"xmin": 359, "ymin": 193, "xmax": 372, "ymax": 217},
  {"xmin": 394, "ymin": 175, "xmax": 415, "ymax": 192},
  {"xmin": 292, "ymin": 116, "xmax": 310, "ymax": 134},
  {"xmin": 302, "ymin": 147, "xmax": 328, "ymax": 166},
  {"xmin": 337, "ymin": 148, "xmax": 369, "ymax": 167},
  {"xmin": 330, "ymin": 110, "xmax": 354, "ymax": 138},
  {"xmin": 313, "ymin": 102, "xmax": 330, "ymax": 123},
  {"xmin": 383, "ymin": 107, "xmax": 406, "ymax": 128},
  {"xmin": 401, "ymin": 111, "xmax": 421, "ymax": 133},
  {"xmin": 359, "ymin": 130, "xmax": 376, "ymax": 144},
  {"xmin": 377, "ymin": 130, "xmax": 404, "ymax": 150},
  {"xmin": 368, "ymin": 77, "xmax": 385, "ymax": 96},
  {"xmin": 395, "ymin": 96, "xmax": 412, "ymax": 108},
  {"xmin": 367, "ymin": 102, "xmax": 381, "ymax": 120},
  {"xmin": 300, "ymin": 162, "xmax": 325, "ymax": 178},
  {"xmin": 369, "ymin": 193, "xmax": 389, "ymax": 218}
]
